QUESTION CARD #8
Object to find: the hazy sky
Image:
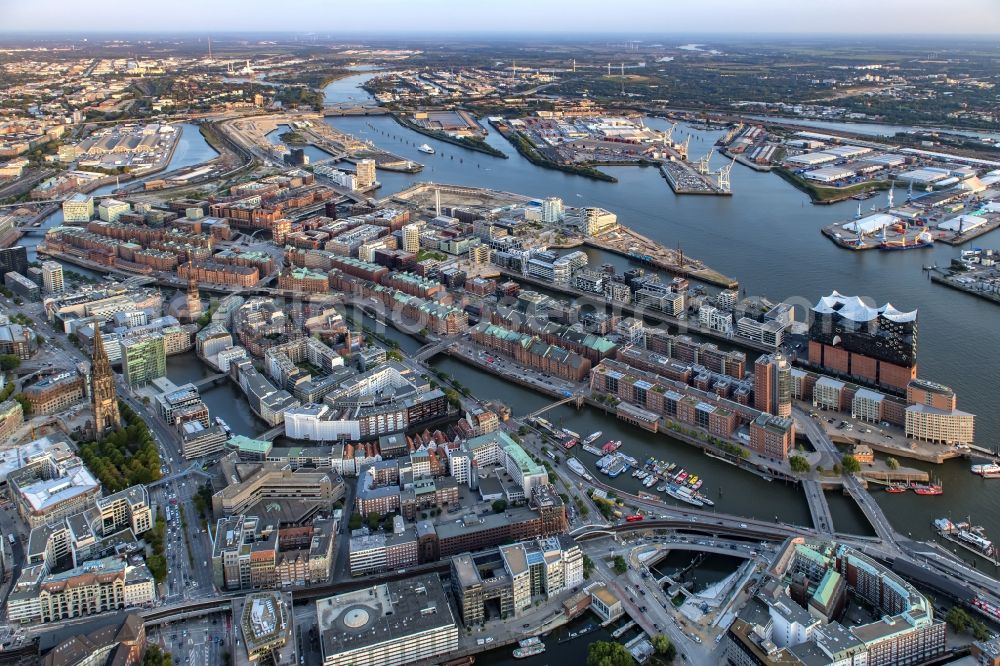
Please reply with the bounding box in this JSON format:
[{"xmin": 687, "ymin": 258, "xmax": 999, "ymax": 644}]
[{"xmin": 3, "ymin": 0, "xmax": 999, "ymax": 35}]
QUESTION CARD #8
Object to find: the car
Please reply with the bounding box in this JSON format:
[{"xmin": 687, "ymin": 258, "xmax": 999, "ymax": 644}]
[
  {"xmin": 522, "ymin": 624, "xmax": 530, "ymax": 629},
  {"xmin": 739, "ymin": 523, "xmax": 748, "ymax": 528}
]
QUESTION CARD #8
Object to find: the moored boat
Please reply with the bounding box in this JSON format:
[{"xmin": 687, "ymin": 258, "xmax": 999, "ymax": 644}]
[
  {"xmin": 972, "ymin": 463, "xmax": 1000, "ymax": 479},
  {"xmin": 513, "ymin": 644, "xmax": 546, "ymax": 659}
]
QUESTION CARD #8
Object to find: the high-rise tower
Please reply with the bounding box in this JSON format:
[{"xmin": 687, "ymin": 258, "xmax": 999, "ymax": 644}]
[{"xmin": 91, "ymin": 330, "xmax": 121, "ymax": 437}]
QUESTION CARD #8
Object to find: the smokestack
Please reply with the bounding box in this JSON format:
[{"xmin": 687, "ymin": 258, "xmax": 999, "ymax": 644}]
[{"xmin": 435, "ymin": 188, "xmax": 441, "ymax": 217}]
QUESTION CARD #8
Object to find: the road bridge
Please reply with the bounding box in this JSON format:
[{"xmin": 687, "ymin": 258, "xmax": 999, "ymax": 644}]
[
  {"xmin": 802, "ymin": 479, "xmax": 835, "ymax": 533},
  {"xmin": 322, "ymin": 105, "xmax": 387, "ymax": 116},
  {"xmin": 189, "ymin": 373, "xmax": 227, "ymax": 389},
  {"xmin": 142, "ymin": 598, "xmax": 233, "ymax": 627},
  {"xmin": 413, "ymin": 339, "xmax": 453, "ymax": 362},
  {"xmin": 795, "ymin": 408, "xmax": 896, "ymax": 544},
  {"xmin": 147, "ymin": 463, "xmax": 213, "ymax": 488},
  {"xmin": 522, "ymin": 395, "xmax": 581, "ymax": 420},
  {"xmin": 257, "ymin": 424, "xmax": 285, "ymax": 441}
]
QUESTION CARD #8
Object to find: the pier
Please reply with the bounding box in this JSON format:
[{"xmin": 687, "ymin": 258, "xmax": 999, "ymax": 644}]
[
  {"xmin": 659, "ymin": 160, "xmax": 732, "ymax": 196},
  {"xmin": 929, "ymin": 271, "xmax": 1000, "ymax": 307},
  {"xmin": 585, "ymin": 226, "xmax": 738, "ymax": 288}
]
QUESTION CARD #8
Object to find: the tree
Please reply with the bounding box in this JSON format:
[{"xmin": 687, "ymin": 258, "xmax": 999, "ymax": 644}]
[
  {"xmin": 841, "ymin": 455, "xmax": 861, "ymax": 475},
  {"xmin": 652, "ymin": 634, "xmax": 677, "ymax": 661},
  {"xmin": 146, "ymin": 554, "xmax": 167, "ymax": 584},
  {"xmin": 612, "ymin": 555, "xmax": 628, "ymax": 575},
  {"xmin": 972, "ymin": 619, "xmax": 992, "ymax": 641},
  {"xmin": 587, "ymin": 640, "xmax": 634, "ymax": 666},
  {"xmin": 492, "ymin": 499, "xmax": 508, "ymax": 514},
  {"xmin": 832, "ymin": 463, "xmax": 842, "ymax": 475},
  {"xmin": 946, "ymin": 606, "xmax": 970, "ymax": 633},
  {"xmin": 583, "ymin": 554, "xmax": 595, "ymax": 580},
  {"xmin": 886, "ymin": 457, "xmax": 900, "ymax": 470},
  {"xmin": 366, "ymin": 512, "xmax": 381, "ymax": 531},
  {"xmin": 0, "ymin": 355, "xmax": 20, "ymax": 371},
  {"xmin": 348, "ymin": 512, "xmax": 363, "ymax": 531},
  {"xmin": 789, "ymin": 455, "xmax": 810, "ymax": 473}
]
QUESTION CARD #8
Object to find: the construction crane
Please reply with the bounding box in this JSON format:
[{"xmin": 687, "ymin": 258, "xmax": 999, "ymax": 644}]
[
  {"xmin": 680, "ymin": 135, "xmax": 691, "ymax": 159},
  {"xmin": 695, "ymin": 149, "xmax": 714, "ymax": 174},
  {"xmin": 663, "ymin": 122, "xmax": 677, "ymax": 145},
  {"xmin": 716, "ymin": 157, "xmax": 736, "ymax": 193}
]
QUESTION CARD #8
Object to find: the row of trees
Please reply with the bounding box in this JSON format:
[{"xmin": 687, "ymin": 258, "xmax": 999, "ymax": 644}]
[
  {"xmin": 78, "ymin": 401, "xmax": 162, "ymax": 492},
  {"xmin": 587, "ymin": 635, "xmax": 675, "ymax": 665},
  {"xmin": 143, "ymin": 509, "xmax": 168, "ymax": 584}
]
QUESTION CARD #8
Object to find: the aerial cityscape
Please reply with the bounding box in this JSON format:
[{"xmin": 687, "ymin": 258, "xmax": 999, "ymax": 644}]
[{"xmin": 1, "ymin": 3, "xmax": 1000, "ymax": 666}]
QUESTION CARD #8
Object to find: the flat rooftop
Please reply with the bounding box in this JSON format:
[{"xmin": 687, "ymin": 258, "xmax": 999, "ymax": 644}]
[{"xmin": 316, "ymin": 574, "xmax": 456, "ymax": 657}]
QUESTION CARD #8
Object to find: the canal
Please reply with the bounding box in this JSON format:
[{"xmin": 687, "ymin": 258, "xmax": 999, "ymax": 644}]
[{"xmin": 321, "ymin": 76, "xmax": 1000, "ymax": 548}]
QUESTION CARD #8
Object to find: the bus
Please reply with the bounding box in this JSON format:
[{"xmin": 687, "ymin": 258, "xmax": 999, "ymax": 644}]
[{"xmin": 625, "ymin": 514, "xmax": 644, "ymax": 523}]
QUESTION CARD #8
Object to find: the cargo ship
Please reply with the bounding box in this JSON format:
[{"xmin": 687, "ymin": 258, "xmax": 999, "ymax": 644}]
[
  {"xmin": 880, "ymin": 230, "xmax": 934, "ymax": 251},
  {"xmin": 934, "ymin": 517, "xmax": 999, "ymax": 564},
  {"xmin": 971, "ymin": 463, "xmax": 1000, "ymax": 479}
]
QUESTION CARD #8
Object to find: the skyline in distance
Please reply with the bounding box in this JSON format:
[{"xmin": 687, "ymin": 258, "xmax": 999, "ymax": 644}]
[{"xmin": 3, "ymin": 0, "xmax": 999, "ymax": 36}]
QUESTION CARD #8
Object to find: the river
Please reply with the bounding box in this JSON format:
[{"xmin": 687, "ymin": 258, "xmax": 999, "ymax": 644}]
[{"xmin": 319, "ymin": 73, "xmax": 1000, "ymax": 553}]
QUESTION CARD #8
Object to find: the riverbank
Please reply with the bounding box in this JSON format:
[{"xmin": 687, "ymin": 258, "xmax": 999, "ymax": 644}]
[
  {"xmin": 774, "ymin": 166, "xmax": 890, "ymax": 205},
  {"xmin": 391, "ymin": 112, "xmax": 508, "ymax": 159},
  {"xmin": 441, "ymin": 344, "xmax": 797, "ymax": 486}
]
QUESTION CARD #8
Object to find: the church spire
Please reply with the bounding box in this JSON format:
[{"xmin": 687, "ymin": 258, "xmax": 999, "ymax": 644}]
[{"xmin": 91, "ymin": 328, "xmax": 121, "ymax": 438}]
